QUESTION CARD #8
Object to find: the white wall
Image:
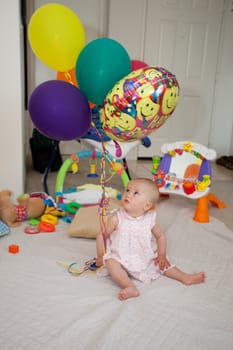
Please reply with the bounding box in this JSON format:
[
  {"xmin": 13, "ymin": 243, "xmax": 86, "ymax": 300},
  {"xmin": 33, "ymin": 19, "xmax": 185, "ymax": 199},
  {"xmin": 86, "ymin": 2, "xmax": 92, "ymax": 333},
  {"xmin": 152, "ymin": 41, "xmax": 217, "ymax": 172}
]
[
  {"xmin": 209, "ymin": 0, "xmax": 233, "ymax": 155},
  {"xmin": 0, "ymin": 1, "xmax": 24, "ymax": 197}
]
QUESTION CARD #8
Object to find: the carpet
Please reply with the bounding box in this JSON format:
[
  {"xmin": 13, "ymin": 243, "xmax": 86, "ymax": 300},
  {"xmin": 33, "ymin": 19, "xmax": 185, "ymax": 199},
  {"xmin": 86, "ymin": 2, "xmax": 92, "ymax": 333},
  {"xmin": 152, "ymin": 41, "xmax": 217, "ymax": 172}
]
[{"xmin": 0, "ymin": 196, "xmax": 233, "ymax": 349}]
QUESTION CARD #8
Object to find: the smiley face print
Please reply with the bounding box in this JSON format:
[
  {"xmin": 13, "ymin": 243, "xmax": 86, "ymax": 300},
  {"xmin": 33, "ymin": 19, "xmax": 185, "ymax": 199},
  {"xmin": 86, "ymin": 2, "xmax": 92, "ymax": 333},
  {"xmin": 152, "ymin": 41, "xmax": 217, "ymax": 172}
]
[
  {"xmin": 100, "ymin": 66, "xmax": 179, "ymax": 142},
  {"xmin": 144, "ymin": 67, "xmax": 162, "ymax": 81},
  {"xmin": 161, "ymin": 85, "xmax": 179, "ymax": 115},
  {"xmin": 107, "ymin": 80, "xmax": 124, "ymax": 102},
  {"xmin": 100, "ymin": 102, "xmax": 116, "ymax": 129},
  {"xmin": 114, "ymin": 112, "xmax": 136, "ymax": 133},
  {"xmin": 136, "ymin": 96, "xmax": 160, "ymax": 123}
]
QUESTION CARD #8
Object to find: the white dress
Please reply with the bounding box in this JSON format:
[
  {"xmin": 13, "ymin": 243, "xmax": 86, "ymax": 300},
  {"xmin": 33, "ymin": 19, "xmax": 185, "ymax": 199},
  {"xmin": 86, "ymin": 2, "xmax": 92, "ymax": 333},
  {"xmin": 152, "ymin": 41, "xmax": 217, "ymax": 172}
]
[{"xmin": 103, "ymin": 208, "xmax": 163, "ymax": 283}]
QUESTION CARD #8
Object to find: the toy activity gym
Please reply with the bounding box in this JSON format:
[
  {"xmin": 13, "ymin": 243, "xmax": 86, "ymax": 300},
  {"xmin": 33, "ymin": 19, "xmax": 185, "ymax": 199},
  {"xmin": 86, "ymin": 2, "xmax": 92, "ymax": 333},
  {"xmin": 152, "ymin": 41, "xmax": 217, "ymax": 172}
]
[{"xmin": 54, "ymin": 148, "xmax": 128, "ymax": 224}]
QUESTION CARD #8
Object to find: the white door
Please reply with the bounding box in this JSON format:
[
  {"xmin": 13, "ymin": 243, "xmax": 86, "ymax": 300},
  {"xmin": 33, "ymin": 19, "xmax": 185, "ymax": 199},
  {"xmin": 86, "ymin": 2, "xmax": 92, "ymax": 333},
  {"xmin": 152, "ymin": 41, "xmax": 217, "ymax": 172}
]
[{"xmin": 108, "ymin": 0, "xmax": 225, "ymax": 157}]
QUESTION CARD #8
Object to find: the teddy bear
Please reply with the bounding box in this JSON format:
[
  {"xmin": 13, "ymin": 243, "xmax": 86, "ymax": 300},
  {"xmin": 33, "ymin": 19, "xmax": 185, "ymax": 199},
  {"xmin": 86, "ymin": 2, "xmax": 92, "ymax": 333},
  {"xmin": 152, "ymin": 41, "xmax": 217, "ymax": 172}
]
[{"xmin": 0, "ymin": 190, "xmax": 45, "ymax": 227}]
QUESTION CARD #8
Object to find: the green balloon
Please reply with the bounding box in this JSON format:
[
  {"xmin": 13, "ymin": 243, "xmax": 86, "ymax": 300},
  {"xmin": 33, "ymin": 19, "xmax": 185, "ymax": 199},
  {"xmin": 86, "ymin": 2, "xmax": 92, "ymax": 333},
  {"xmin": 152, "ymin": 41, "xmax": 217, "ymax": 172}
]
[{"xmin": 76, "ymin": 38, "xmax": 131, "ymax": 106}]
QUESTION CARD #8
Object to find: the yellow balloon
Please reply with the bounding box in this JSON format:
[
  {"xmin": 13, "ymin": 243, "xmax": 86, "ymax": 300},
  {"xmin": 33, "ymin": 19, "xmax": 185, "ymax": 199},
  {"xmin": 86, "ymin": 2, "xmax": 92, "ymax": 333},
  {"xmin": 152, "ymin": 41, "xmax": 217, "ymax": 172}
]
[{"xmin": 28, "ymin": 3, "xmax": 85, "ymax": 72}]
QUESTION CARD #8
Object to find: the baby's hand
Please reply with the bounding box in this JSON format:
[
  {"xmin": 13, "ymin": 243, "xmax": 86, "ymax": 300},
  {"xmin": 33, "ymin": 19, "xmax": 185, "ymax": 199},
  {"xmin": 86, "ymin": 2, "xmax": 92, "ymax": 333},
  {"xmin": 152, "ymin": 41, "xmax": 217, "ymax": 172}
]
[
  {"xmin": 155, "ymin": 255, "xmax": 171, "ymax": 271},
  {"xmin": 96, "ymin": 256, "xmax": 103, "ymax": 267}
]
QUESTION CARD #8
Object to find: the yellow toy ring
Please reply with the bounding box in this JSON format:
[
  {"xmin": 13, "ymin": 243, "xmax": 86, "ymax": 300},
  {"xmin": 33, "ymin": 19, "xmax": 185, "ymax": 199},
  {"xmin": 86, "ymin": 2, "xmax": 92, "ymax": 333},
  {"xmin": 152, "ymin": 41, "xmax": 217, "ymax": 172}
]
[{"xmin": 41, "ymin": 214, "xmax": 58, "ymax": 225}]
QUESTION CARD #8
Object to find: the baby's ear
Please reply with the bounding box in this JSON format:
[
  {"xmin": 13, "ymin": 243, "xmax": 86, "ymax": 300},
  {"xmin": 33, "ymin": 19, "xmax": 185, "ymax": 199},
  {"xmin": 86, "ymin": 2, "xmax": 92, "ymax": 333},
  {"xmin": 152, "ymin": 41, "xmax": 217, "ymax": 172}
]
[{"xmin": 144, "ymin": 201, "xmax": 154, "ymax": 211}]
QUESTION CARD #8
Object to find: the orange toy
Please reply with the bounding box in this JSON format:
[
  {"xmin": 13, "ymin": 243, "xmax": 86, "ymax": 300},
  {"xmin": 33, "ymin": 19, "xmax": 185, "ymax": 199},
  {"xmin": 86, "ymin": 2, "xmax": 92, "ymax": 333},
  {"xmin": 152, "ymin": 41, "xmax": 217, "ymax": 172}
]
[
  {"xmin": 193, "ymin": 193, "xmax": 226, "ymax": 223},
  {"xmin": 39, "ymin": 221, "xmax": 55, "ymax": 232},
  {"xmin": 8, "ymin": 244, "xmax": 19, "ymax": 254}
]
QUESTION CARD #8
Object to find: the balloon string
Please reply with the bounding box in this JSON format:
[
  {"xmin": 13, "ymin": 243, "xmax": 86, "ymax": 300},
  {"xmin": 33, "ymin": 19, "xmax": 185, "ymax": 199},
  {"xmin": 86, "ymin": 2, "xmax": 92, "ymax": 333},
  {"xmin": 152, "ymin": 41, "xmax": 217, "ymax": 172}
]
[
  {"xmin": 99, "ymin": 139, "xmax": 109, "ymax": 251},
  {"xmin": 89, "ymin": 121, "xmax": 109, "ymax": 252},
  {"xmin": 64, "ymin": 71, "xmax": 74, "ymax": 85}
]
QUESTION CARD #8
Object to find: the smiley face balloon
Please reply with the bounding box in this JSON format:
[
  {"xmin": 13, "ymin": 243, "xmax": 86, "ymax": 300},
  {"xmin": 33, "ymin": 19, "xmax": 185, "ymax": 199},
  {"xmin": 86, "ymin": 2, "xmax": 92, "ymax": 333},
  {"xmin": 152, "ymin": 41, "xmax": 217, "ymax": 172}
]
[{"xmin": 100, "ymin": 66, "xmax": 179, "ymax": 142}]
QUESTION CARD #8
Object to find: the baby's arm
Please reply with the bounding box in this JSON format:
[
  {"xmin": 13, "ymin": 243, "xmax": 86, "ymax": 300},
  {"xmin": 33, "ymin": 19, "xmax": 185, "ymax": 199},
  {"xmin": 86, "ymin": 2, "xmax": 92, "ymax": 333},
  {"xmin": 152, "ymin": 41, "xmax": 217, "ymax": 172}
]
[
  {"xmin": 105, "ymin": 213, "xmax": 119, "ymax": 236},
  {"xmin": 96, "ymin": 213, "xmax": 118, "ymax": 266},
  {"xmin": 151, "ymin": 222, "xmax": 171, "ymax": 271}
]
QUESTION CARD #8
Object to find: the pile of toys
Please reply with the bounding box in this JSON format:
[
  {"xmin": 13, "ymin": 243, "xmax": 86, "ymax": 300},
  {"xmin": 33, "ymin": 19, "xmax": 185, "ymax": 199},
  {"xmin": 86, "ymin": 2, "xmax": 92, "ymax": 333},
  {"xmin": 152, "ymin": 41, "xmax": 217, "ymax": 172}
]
[{"xmin": 0, "ymin": 190, "xmax": 66, "ymax": 235}]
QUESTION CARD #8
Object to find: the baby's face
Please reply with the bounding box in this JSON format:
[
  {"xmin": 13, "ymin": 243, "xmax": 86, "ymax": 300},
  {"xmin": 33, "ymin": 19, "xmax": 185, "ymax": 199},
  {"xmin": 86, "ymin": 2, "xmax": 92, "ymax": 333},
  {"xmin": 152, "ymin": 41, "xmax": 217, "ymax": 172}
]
[{"xmin": 122, "ymin": 180, "xmax": 151, "ymax": 217}]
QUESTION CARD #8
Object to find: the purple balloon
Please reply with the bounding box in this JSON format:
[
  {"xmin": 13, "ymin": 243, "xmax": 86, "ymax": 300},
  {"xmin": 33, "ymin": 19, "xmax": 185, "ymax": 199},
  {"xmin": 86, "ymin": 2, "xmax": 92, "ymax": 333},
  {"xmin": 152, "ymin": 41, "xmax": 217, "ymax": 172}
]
[{"xmin": 29, "ymin": 80, "xmax": 91, "ymax": 141}]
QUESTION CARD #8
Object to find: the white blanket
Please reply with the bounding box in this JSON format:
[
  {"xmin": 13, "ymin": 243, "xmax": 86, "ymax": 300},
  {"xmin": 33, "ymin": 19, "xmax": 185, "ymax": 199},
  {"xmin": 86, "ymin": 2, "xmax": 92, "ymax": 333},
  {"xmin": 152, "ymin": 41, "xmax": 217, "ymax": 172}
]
[{"xmin": 1, "ymin": 198, "xmax": 233, "ymax": 350}]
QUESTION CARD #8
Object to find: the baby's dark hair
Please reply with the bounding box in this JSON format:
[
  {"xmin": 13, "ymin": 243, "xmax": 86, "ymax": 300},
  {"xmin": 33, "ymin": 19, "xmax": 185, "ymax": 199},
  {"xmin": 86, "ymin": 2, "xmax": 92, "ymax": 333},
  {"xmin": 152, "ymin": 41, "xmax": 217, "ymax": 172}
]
[{"xmin": 130, "ymin": 177, "xmax": 159, "ymax": 206}]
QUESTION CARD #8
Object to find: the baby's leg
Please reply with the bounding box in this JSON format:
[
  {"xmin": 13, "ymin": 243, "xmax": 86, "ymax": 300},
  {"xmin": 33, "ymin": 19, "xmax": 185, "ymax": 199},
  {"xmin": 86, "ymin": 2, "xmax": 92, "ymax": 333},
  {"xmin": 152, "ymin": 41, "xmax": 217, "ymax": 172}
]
[
  {"xmin": 106, "ymin": 258, "xmax": 139, "ymax": 300},
  {"xmin": 163, "ymin": 266, "xmax": 205, "ymax": 285},
  {"xmin": 96, "ymin": 233, "xmax": 105, "ymax": 267}
]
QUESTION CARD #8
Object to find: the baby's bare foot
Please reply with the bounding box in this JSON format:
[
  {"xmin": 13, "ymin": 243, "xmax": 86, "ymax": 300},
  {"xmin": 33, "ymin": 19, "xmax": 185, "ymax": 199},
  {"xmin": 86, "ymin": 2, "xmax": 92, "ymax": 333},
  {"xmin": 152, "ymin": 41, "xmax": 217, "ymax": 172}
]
[
  {"xmin": 118, "ymin": 287, "xmax": 140, "ymax": 301},
  {"xmin": 183, "ymin": 272, "xmax": 206, "ymax": 286}
]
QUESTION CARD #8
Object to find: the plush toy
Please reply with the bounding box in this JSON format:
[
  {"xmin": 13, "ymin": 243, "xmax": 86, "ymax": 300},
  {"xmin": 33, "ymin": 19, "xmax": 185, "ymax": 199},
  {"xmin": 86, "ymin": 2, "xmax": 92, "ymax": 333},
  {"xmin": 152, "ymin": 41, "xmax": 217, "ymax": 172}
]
[{"xmin": 0, "ymin": 190, "xmax": 45, "ymax": 227}]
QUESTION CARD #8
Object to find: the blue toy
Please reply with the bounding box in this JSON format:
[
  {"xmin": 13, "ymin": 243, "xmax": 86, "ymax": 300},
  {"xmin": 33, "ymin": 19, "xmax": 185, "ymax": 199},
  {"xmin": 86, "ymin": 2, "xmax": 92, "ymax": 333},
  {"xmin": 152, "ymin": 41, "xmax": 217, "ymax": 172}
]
[{"xmin": 0, "ymin": 220, "xmax": 10, "ymax": 237}]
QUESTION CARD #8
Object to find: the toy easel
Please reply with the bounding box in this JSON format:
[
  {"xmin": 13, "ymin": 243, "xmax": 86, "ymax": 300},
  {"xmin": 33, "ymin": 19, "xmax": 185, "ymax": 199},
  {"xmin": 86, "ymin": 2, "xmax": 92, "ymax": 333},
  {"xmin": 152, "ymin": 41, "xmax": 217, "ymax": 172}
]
[{"xmin": 153, "ymin": 141, "xmax": 226, "ymax": 223}]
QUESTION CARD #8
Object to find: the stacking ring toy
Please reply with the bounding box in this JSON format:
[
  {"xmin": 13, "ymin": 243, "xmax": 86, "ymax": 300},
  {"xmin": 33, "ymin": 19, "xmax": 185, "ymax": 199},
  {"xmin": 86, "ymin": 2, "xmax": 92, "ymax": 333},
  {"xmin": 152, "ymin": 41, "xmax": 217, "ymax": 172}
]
[
  {"xmin": 29, "ymin": 218, "xmax": 40, "ymax": 226},
  {"xmin": 66, "ymin": 202, "xmax": 82, "ymax": 215},
  {"xmin": 39, "ymin": 221, "xmax": 55, "ymax": 232},
  {"xmin": 41, "ymin": 214, "xmax": 58, "ymax": 225},
  {"xmin": 24, "ymin": 225, "xmax": 40, "ymax": 234}
]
